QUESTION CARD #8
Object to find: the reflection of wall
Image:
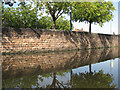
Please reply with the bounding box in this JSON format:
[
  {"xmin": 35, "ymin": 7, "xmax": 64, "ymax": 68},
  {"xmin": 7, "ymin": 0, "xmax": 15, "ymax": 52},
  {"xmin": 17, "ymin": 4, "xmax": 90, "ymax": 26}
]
[
  {"xmin": 118, "ymin": 1, "xmax": 120, "ymax": 89},
  {"xmin": 118, "ymin": 59, "xmax": 120, "ymax": 89},
  {"xmin": 2, "ymin": 47, "xmax": 119, "ymax": 79},
  {"xmin": 2, "ymin": 28, "xmax": 119, "ymax": 53}
]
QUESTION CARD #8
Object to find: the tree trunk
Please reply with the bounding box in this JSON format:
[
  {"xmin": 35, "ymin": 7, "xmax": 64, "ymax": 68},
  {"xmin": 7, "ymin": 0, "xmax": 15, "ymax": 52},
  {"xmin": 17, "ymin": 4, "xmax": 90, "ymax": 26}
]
[
  {"xmin": 52, "ymin": 16, "xmax": 56, "ymax": 29},
  {"xmin": 89, "ymin": 21, "xmax": 92, "ymax": 34},
  {"xmin": 70, "ymin": 12, "xmax": 72, "ymax": 31},
  {"xmin": 53, "ymin": 20, "xmax": 56, "ymax": 29}
]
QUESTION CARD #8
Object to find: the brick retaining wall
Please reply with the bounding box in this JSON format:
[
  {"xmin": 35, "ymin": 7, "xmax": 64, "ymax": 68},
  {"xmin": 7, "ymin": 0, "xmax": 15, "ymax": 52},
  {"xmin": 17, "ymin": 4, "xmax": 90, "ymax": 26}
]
[{"xmin": 2, "ymin": 28, "xmax": 119, "ymax": 53}]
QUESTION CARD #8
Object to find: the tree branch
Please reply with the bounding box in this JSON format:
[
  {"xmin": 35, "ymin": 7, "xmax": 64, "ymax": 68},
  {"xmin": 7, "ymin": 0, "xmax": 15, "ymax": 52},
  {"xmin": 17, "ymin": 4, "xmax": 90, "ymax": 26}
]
[
  {"xmin": 56, "ymin": 11, "xmax": 64, "ymax": 20},
  {"xmin": 46, "ymin": 2, "xmax": 52, "ymax": 15},
  {"xmin": 56, "ymin": 9, "xmax": 62, "ymax": 18},
  {"xmin": 56, "ymin": 79, "xmax": 65, "ymax": 88}
]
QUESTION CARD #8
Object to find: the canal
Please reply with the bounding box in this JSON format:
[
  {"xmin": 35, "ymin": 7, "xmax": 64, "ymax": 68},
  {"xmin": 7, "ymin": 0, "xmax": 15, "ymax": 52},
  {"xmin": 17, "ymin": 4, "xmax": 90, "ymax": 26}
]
[{"xmin": 2, "ymin": 47, "xmax": 120, "ymax": 88}]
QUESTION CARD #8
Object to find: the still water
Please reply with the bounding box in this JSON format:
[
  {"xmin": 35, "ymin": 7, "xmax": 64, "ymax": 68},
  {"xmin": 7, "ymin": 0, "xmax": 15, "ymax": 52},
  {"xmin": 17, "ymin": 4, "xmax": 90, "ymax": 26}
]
[{"xmin": 2, "ymin": 47, "xmax": 120, "ymax": 88}]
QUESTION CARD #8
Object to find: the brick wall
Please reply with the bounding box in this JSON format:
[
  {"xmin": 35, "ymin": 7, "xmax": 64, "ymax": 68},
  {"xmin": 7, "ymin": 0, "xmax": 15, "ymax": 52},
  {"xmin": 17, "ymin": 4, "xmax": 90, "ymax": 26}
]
[{"xmin": 2, "ymin": 28, "xmax": 119, "ymax": 53}]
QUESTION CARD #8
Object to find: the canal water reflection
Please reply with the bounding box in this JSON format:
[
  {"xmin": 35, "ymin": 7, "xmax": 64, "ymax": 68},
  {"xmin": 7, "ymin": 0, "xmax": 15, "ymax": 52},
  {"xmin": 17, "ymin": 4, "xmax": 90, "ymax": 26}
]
[{"xmin": 2, "ymin": 47, "xmax": 120, "ymax": 88}]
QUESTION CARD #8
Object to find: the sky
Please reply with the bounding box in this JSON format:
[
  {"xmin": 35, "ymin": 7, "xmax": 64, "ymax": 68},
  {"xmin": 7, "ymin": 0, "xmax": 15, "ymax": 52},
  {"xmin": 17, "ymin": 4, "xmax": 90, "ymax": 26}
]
[{"xmin": 3, "ymin": 1, "xmax": 119, "ymax": 35}]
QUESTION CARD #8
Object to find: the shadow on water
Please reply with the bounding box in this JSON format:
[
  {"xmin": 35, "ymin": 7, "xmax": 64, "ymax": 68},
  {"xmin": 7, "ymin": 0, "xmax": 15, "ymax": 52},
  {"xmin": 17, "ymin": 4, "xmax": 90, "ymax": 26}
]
[{"xmin": 2, "ymin": 47, "xmax": 120, "ymax": 88}]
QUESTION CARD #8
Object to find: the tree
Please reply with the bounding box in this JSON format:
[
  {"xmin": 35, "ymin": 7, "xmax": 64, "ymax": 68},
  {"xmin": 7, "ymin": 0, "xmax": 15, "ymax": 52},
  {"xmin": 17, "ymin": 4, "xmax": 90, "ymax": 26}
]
[
  {"xmin": 2, "ymin": 3, "xmax": 39, "ymax": 28},
  {"xmin": 32, "ymin": 16, "xmax": 72, "ymax": 30},
  {"xmin": 40, "ymin": 2, "xmax": 70, "ymax": 29},
  {"xmin": 56, "ymin": 16, "xmax": 72, "ymax": 30},
  {"xmin": 38, "ymin": 16, "xmax": 53, "ymax": 29},
  {"xmin": 2, "ymin": 3, "xmax": 72, "ymax": 30},
  {"xmin": 72, "ymin": 1, "xmax": 115, "ymax": 33}
]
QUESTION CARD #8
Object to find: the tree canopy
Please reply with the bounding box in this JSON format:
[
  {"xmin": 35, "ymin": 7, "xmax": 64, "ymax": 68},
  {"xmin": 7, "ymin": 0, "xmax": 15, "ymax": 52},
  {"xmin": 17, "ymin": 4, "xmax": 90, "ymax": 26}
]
[
  {"xmin": 71, "ymin": 1, "xmax": 115, "ymax": 33},
  {"xmin": 2, "ymin": 1, "xmax": 115, "ymax": 32},
  {"xmin": 38, "ymin": 16, "xmax": 73, "ymax": 30},
  {"xmin": 39, "ymin": 2, "xmax": 70, "ymax": 29},
  {"xmin": 2, "ymin": 3, "xmax": 38, "ymax": 28},
  {"xmin": 2, "ymin": 3, "xmax": 72, "ymax": 30}
]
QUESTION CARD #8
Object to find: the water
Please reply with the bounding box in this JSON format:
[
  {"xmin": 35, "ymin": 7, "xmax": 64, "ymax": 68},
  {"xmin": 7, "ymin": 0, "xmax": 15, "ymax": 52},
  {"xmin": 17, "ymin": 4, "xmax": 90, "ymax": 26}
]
[{"xmin": 2, "ymin": 47, "xmax": 120, "ymax": 88}]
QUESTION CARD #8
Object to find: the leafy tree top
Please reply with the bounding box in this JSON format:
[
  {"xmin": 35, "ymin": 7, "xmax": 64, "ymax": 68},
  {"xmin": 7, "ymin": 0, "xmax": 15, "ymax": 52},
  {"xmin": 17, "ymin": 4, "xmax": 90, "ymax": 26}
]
[
  {"xmin": 39, "ymin": 2, "xmax": 71, "ymax": 29},
  {"xmin": 71, "ymin": 1, "xmax": 115, "ymax": 26}
]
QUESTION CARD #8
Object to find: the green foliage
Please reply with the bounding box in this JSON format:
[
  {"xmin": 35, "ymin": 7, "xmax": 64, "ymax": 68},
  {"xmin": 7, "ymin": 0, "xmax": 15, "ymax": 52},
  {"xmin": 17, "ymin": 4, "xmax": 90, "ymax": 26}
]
[
  {"xmin": 2, "ymin": 3, "xmax": 38, "ymax": 28},
  {"xmin": 72, "ymin": 1, "xmax": 115, "ymax": 25},
  {"xmin": 43, "ymin": 2, "xmax": 70, "ymax": 16},
  {"xmin": 56, "ymin": 17, "xmax": 72, "ymax": 30},
  {"xmin": 2, "ymin": 3, "xmax": 71, "ymax": 30},
  {"xmin": 38, "ymin": 16, "xmax": 72, "ymax": 30},
  {"xmin": 38, "ymin": 16, "xmax": 53, "ymax": 29},
  {"xmin": 71, "ymin": 1, "xmax": 115, "ymax": 32},
  {"xmin": 39, "ymin": 2, "xmax": 71, "ymax": 29}
]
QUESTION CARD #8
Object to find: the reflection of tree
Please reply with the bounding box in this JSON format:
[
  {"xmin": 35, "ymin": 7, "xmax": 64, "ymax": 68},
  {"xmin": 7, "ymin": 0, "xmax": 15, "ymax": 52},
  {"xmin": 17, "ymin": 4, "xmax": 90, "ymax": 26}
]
[
  {"xmin": 70, "ymin": 69, "xmax": 73, "ymax": 88},
  {"xmin": 3, "ymin": 69, "xmax": 70, "ymax": 88},
  {"xmin": 3, "ymin": 64, "xmax": 116, "ymax": 88},
  {"xmin": 89, "ymin": 64, "xmax": 92, "ymax": 73},
  {"xmin": 2, "ymin": 71, "xmax": 53, "ymax": 88},
  {"xmin": 71, "ymin": 70, "xmax": 116, "ymax": 88},
  {"xmin": 2, "ymin": 74, "xmax": 40, "ymax": 88},
  {"xmin": 47, "ymin": 72, "xmax": 65, "ymax": 88},
  {"xmin": 46, "ymin": 70, "xmax": 70, "ymax": 88}
]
